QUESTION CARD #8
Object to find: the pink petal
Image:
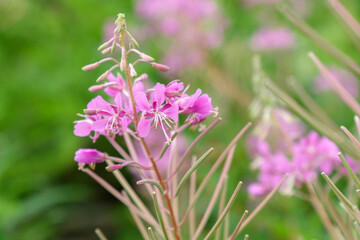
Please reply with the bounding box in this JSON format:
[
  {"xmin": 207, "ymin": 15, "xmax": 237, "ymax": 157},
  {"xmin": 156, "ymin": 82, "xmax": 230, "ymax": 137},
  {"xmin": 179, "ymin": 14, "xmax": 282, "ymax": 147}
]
[
  {"xmin": 92, "ymin": 119, "xmax": 108, "ymax": 133},
  {"xmin": 162, "ymin": 103, "xmax": 179, "ymax": 121},
  {"xmin": 152, "ymin": 83, "xmax": 166, "ymax": 106},
  {"xmin": 135, "ymin": 92, "xmax": 150, "ymax": 111},
  {"xmin": 137, "ymin": 118, "xmax": 153, "ymax": 137},
  {"xmin": 114, "ymin": 93, "xmax": 123, "ymax": 109},
  {"xmin": 74, "ymin": 121, "xmax": 92, "ymax": 137}
]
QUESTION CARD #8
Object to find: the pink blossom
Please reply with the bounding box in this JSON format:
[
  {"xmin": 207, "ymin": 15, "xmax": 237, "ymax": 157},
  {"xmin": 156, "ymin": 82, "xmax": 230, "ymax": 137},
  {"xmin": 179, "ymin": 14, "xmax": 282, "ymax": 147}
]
[
  {"xmin": 165, "ymin": 80, "xmax": 184, "ymax": 98},
  {"xmin": 247, "ymin": 108, "xmax": 305, "ymax": 157},
  {"xmin": 74, "ymin": 148, "xmax": 106, "ymax": 164},
  {"xmin": 135, "ymin": 0, "xmax": 227, "ymax": 75},
  {"xmin": 248, "ymin": 151, "xmax": 292, "ymax": 196},
  {"xmin": 250, "ymin": 27, "xmax": 296, "ymax": 51},
  {"xmin": 313, "ymin": 66, "xmax": 359, "ymax": 98},
  {"xmin": 292, "ymin": 131, "xmax": 339, "ymax": 184},
  {"xmin": 248, "ymin": 130, "xmax": 341, "ymax": 196},
  {"xmin": 136, "ymin": 83, "xmax": 179, "ymax": 139},
  {"xmin": 179, "ymin": 89, "xmax": 214, "ymax": 124},
  {"xmin": 104, "ymin": 73, "xmax": 127, "ymax": 97}
]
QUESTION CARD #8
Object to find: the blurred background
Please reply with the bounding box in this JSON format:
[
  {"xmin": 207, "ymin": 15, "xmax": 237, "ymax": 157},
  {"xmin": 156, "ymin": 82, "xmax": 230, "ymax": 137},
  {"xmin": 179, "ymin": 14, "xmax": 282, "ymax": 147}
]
[{"xmin": 1, "ymin": 0, "xmax": 360, "ymax": 239}]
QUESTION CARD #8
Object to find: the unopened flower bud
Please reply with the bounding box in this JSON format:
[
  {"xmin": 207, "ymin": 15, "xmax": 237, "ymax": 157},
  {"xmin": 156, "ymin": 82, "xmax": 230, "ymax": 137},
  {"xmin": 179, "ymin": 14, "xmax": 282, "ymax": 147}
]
[
  {"xmin": 98, "ymin": 42, "xmax": 109, "ymax": 51},
  {"xmin": 102, "ymin": 47, "xmax": 112, "ymax": 55},
  {"xmin": 129, "ymin": 64, "xmax": 137, "ymax": 78},
  {"xmin": 83, "ymin": 109, "xmax": 98, "ymax": 115},
  {"xmin": 120, "ymin": 47, "xmax": 126, "ymax": 72},
  {"xmin": 106, "ymin": 164, "xmax": 123, "ymax": 172},
  {"xmin": 134, "ymin": 73, "xmax": 148, "ymax": 83},
  {"xmin": 88, "ymin": 84, "xmax": 105, "ymax": 93},
  {"xmin": 151, "ymin": 63, "xmax": 170, "ymax": 72},
  {"xmin": 97, "ymin": 71, "xmax": 110, "ymax": 83},
  {"xmin": 111, "ymin": 42, "xmax": 116, "ymax": 53},
  {"xmin": 74, "ymin": 149, "xmax": 106, "ymax": 164},
  {"xmin": 82, "ymin": 62, "xmax": 99, "ymax": 72},
  {"xmin": 140, "ymin": 53, "xmax": 154, "ymax": 62}
]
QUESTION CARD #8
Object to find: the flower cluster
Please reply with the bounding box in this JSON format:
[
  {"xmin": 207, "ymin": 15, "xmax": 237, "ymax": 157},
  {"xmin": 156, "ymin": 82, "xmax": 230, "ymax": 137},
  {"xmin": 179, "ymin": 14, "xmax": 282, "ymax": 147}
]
[
  {"xmin": 248, "ymin": 108, "xmax": 346, "ymax": 196},
  {"xmin": 74, "ymin": 14, "xmax": 216, "ymax": 170},
  {"xmin": 74, "ymin": 77, "xmax": 215, "ymax": 143},
  {"xmin": 135, "ymin": 0, "xmax": 227, "ymax": 75}
]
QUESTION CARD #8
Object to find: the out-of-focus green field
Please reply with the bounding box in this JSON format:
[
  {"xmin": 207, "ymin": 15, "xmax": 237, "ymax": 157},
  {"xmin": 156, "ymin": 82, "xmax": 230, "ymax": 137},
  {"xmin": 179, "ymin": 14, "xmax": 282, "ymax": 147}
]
[{"xmin": 1, "ymin": 0, "xmax": 359, "ymax": 239}]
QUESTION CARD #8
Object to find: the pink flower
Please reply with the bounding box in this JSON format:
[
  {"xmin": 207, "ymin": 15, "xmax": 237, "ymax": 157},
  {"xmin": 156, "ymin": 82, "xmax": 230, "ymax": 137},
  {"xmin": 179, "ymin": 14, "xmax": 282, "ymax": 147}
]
[
  {"xmin": 104, "ymin": 73, "xmax": 126, "ymax": 97},
  {"xmin": 165, "ymin": 80, "xmax": 184, "ymax": 98},
  {"xmin": 135, "ymin": 0, "xmax": 227, "ymax": 76},
  {"xmin": 74, "ymin": 94, "xmax": 130, "ymax": 142},
  {"xmin": 292, "ymin": 131, "xmax": 339, "ymax": 183},
  {"xmin": 250, "ymin": 27, "xmax": 296, "ymax": 51},
  {"xmin": 248, "ymin": 151, "xmax": 292, "ymax": 196},
  {"xmin": 248, "ymin": 110, "xmax": 341, "ymax": 196},
  {"xmin": 179, "ymin": 89, "xmax": 214, "ymax": 124},
  {"xmin": 247, "ymin": 108, "xmax": 305, "ymax": 157},
  {"xmin": 74, "ymin": 148, "xmax": 106, "ymax": 164},
  {"xmin": 313, "ymin": 66, "xmax": 359, "ymax": 98},
  {"xmin": 136, "ymin": 83, "xmax": 179, "ymax": 139}
]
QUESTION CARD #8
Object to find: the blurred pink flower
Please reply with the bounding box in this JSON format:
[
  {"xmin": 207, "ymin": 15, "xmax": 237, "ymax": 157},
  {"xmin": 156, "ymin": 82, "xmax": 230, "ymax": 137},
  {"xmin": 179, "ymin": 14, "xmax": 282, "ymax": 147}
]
[
  {"xmin": 292, "ymin": 131, "xmax": 340, "ymax": 184},
  {"xmin": 247, "ymin": 108, "xmax": 305, "ymax": 156},
  {"xmin": 313, "ymin": 66, "xmax": 359, "ymax": 98},
  {"xmin": 135, "ymin": 0, "xmax": 227, "ymax": 75},
  {"xmin": 248, "ymin": 131, "xmax": 341, "ymax": 196},
  {"xmin": 250, "ymin": 27, "xmax": 296, "ymax": 51}
]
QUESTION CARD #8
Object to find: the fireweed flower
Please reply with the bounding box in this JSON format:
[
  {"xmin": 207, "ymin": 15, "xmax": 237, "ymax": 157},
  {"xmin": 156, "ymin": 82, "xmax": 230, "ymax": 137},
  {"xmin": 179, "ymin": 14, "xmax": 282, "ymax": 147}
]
[
  {"xmin": 74, "ymin": 148, "xmax": 106, "ymax": 169},
  {"xmin": 250, "ymin": 27, "xmax": 296, "ymax": 52},
  {"xmin": 313, "ymin": 66, "xmax": 359, "ymax": 98},
  {"xmin": 135, "ymin": 0, "xmax": 227, "ymax": 75},
  {"xmin": 248, "ymin": 129, "xmax": 341, "ymax": 196},
  {"xmin": 247, "ymin": 108, "xmax": 305, "ymax": 156},
  {"xmin": 136, "ymin": 83, "xmax": 179, "ymax": 139},
  {"xmin": 291, "ymin": 131, "xmax": 340, "ymax": 184}
]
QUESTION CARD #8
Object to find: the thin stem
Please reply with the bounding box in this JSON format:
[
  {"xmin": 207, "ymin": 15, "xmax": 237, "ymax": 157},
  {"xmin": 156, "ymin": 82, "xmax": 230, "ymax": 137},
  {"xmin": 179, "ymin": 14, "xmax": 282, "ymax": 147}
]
[
  {"xmin": 106, "ymin": 136, "xmax": 131, "ymax": 161},
  {"xmin": 166, "ymin": 118, "xmax": 222, "ymax": 182},
  {"xmin": 180, "ymin": 123, "xmax": 251, "ymax": 226},
  {"xmin": 123, "ymin": 191, "xmax": 151, "ymax": 240},
  {"xmin": 306, "ymin": 182, "xmax": 338, "ymax": 239},
  {"xmin": 228, "ymin": 210, "xmax": 249, "ymax": 240},
  {"xmin": 287, "ymin": 76, "xmax": 337, "ymax": 129},
  {"xmin": 122, "ymin": 30, "xmax": 181, "ymax": 239},
  {"xmin": 153, "ymin": 192, "xmax": 170, "ymax": 240},
  {"xmin": 328, "ymin": 0, "xmax": 360, "ymax": 38},
  {"xmin": 239, "ymin": 174, "xmax": 288, "ymax": 232},
  {"xmin": 309, "ymin": 52, "xmax": 360, "ymax": 116},
  {"xmin": 193, "ymin": 147, "xmax": 236, "ymax": 239},
  {"xmin": 105, "ymin": 160, "xmax": 156, "ymax": 223},
  {"xmin": 82, "ymin": 168, "xmax": 159, "ymax": 227},
  {"xmin": 95, "ymin": 228, "xmax": 108, "ymax": 240},
  {"xmin": 215, "ymin": 176, "xmax": 228, "ymax": 240},
  {"xmin": 189, "ymin": 157, "xmax": 196, "ymax": 239},
  {"xmin": 279, "ymin": 5, "xmax": 360, "ymax": 76},
  {"xmin": 204, "ymin": 181, "xmax": 243, "ymax": 240}
]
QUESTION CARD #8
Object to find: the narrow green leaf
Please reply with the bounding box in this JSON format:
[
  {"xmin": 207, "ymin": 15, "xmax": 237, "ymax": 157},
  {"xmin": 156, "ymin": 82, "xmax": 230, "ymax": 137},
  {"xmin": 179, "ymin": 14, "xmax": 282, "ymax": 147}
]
[
  {"xmin": 338, "ymin": 152, "xmax": 360, "ymax": 189},
  {"xmin": 204, "ymin": 181, "xmax": 242, "ymax": 240},
  {"xmin": 152, "ymin": 192, "xmax": 169, "ymax": 240},
  {"xmin": 137, "ymin": 180, "xmax": 164, "ymax": 195},
  {"xmin": 176, "ymin": 148, "xmax": 214, "ymax": 196}
]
